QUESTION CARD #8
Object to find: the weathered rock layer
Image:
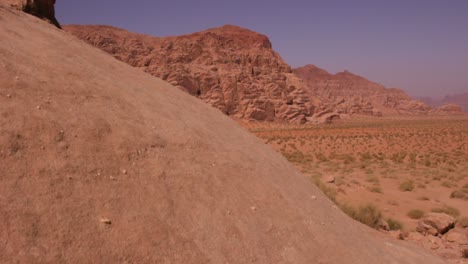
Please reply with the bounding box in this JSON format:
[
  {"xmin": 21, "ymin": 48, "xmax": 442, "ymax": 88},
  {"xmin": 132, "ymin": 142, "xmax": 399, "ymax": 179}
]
[
  {"xmin": 65, "ymin": 25, "xmax": 317, "ymax": 123},
  {"xmin": 294, "ymin": 65, "xmax": 433, "ymax": 116},
  {"xmin": 1, "ymin": 0, "xmax": 60, "ymax": 28}
]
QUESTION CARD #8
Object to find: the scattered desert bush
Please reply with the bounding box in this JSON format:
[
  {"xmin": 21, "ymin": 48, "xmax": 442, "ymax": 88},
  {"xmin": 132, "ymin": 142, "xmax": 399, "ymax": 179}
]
[
  {"xmin": 399, "ymin": 180, "xmax": 414, "ymax": 192},
  {"xmin": 368, "ymin": 186, "xmax": 383, "ymax": 193},
  {"xmin": 340, "ymin": 203, "xmax": 382, "ymax": 229},
  {"xmin": 366, "ymin": 175, "xmax": 379, "ymax": 184},
  {"xmin": 342, "ymin": 154, "xmax": 356, "ymax": 164},
  {"xmin": 407, "ymin": 209, "xmax": 424, "ymax": 219},
  {"xmin": 360, "ymin": 152, "xmax": 373, "ymax": 162},
  {"xmin": 387, "ymin": 218, "xmax": 403, "ymax": 230},
  {"xmin": 315, "ymin": 153, "xmax": 329, "ymax": 163},
  {"xmin": 312, "ymin": 178, "xmax": 336, "ymax": 203},
  {"xmin": 441, "ymin": 181, "xmax": 455, "ymax": 188},
  {"xmin": 431, "ymin": 205, "xmax": 460, "ymax": 218},
  {"xmin": 457, "ymin": 217, "xmax": 468, "ymax": 228},
  {"xmin": 450, "ymin": 190, "xmax": 467, "ymax": 200},
  {"xmin": 424, "ymin": 159, "xmax": 432, "ymax": 167},
  {"xmin": 283, "ymin": 151, "xmax": 311, "ymax": 164},
  {"xmin": 417, "ymin": 196, "xmax": 430, "ymax": 201},
  {"xmin": 390, "ymin": 152, "xmax": 407, "ymax": 163},
  {"xmin": 416, "ymin": 182, "xmax": 426, "ymax": 189}
]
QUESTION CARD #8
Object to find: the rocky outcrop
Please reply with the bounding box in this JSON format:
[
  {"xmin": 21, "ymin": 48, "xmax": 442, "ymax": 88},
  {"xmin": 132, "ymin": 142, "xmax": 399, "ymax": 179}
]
[
  {"xmin": 387, "ymin": 229, "xmax": 468, "ymax": 262},
  {"xmin": 420, "ymin": 93, "xmax": 468, "ymax": 113},
  {"xmin": 294, "ymin": 64, "xmax": 431, "ymax": 116},
  {"xmin": 416, "ymin": 213, "xmax": 456, "ymax": 236},
  {"xmin": 1, "ymin": 0, "xmax": 60, "ymax": 28},
  {"xmin": 431, "ymin": 103, "xmax": 464, "ymax": 115},
  {"xmin": 440, "ymin": 94, "xmax": 468, "ymax": 112},
  {"xmin": 64, "ymin": 25, "xmax": 318, "ymax": 123}
]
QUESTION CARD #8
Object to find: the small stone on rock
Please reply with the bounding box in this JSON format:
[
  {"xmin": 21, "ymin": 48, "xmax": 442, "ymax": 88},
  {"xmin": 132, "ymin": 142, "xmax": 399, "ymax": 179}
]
[
  {"xmin": 323, "ymin": 175, "xmax": 335, "ymax": 183},
  {"xmin": 100, "ymin": 218, "xmax": 112, "ymax": 225}
]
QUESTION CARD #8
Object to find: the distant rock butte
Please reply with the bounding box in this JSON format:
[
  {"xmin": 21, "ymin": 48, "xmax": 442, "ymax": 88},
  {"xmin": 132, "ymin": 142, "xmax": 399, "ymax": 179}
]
[
  {"xmin": 1, "ymin": 0, "xmax": 61, "ymax": 28},
  {"xmin": 64, "ymin": 25, "xmax": 318, "ymax": 123},
  {"xmin": 294, "ymin": 64, "xmax": 432, "ymax": 116},
  {"xmin": 441, "ymin": 94, "xmax": 468, "ymax": 112},
  {"xmin": 431, "ymin": 104, "xmax": 464, "ymax": 115},
  {"xmin": 420, "ymin": 93, "xmax": 468, "ymax": 113}
]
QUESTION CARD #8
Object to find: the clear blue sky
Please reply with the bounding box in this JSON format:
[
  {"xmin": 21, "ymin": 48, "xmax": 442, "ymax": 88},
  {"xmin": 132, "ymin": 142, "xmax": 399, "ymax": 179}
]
[{"xmin": 56, "ymin": 0, "xmax": 468, "ymax": 99}]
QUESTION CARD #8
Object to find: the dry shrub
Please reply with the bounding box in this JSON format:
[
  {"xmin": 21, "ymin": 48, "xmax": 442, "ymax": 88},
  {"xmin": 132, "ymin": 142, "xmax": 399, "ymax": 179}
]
[
  {"xmin": 450, "ymin": 190, "xmax": 467, "ymax": 200},
  {"xmin": 399, "ymin": 180, "xmax": 414, "ymax": 192},
  {"xmin": 431, "ymin": 205, "xmax": 460, "ymax": 218},
  {"xmin": 312, "ymin": 178, "xmax": 336, "ymax": 203},
  {"xmin": 340, "ymin": 203, "xmax": 382, "ymax": 229},
  {"xmin": 407, "ymin": 209, "xmax": 424, "ymax": 219},
  {"xmin": 368, "ymin": 186, "xmax": 383, "ymax": 193},
  {"xmin": 387, "ymin": 218, "xmax": 403, "ymax": 230}
]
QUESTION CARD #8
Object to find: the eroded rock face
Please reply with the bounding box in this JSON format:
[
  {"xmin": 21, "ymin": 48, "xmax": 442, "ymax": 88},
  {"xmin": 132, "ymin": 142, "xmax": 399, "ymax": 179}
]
[
  {"xmin": 416, "ymin": 213, "xmax": 456, "ymax": 236},
  {"xmin": 1, "ymin": 0, "xmax": 60, "ymax": 28},
  {"xmin": 64, "ymin": 25, "xmax": 317, "ymax": 123},
  {"xmin": 294, "ymin": 64, "xmax": 431, "ymax": 116}
]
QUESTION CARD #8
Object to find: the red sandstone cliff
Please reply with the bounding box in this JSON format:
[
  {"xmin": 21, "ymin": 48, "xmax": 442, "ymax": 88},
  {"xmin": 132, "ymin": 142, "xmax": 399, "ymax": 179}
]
[
  {"xmin": 294, "ymin": 64, "xmax": 432, "ymax": 116},
  {"xmin": 65, "ymin": 25, "xmax": 318, "ymax": 123}
]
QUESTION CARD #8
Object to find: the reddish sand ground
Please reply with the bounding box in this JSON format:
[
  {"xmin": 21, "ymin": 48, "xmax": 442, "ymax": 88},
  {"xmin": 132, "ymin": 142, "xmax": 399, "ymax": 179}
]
[{"xmin": 246, "ymin": 115, "xmax": 468, "ymax": 261}]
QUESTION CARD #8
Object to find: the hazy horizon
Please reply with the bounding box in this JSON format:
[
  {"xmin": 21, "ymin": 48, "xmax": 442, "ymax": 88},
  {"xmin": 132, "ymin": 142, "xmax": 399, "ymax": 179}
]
[{"xmin": 56, "ymin": 0, "xmax": 468, "ymax": 99}]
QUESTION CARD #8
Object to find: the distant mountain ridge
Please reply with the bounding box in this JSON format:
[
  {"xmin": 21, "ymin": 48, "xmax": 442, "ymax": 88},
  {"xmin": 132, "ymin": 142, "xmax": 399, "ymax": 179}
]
[
  {"xmin": 294, "ymin": 64, "xmax": 432, "ymax": 116},
  {"xmin": 419, "ymin": 93, "xmax": 468, "ymax": 112},
  {"xmin": 65, "ymin": 25, "xmax": 462, "ymax": 121}
]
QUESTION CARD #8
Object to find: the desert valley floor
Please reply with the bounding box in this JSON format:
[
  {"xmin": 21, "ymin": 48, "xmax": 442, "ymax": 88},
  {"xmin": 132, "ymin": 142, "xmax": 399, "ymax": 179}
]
[{"xmin": 247, "ymin": 115, "xmax": 468, "ymax": 259}]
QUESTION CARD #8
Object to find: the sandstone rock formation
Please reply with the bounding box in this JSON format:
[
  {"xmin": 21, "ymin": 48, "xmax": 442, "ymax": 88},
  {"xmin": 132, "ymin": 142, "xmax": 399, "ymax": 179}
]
[
  {"xmin": 416, "ymin": 213, "xmax": 456, "ymax": 236},
  {"xmin": 431, "ymin": 103, "xmax": 464, "ymax": 115},
  {"xmin": 421, "ymin": 94, "xmax": 468, "ymax": 113},
  {"xmin": 64, "ymin": 25, "xmax": 318, "ymax": 123},
  {"xmin": 400, "ymin": 227, "xmax": 467, "ymax": 261},
  {"xmin": 1, "ymin": 0, "xmax": 60, "ymax": 28},
  {"xmin": 439, "ymin": 93, "xmax": 468, "ymax": 112},
  {"xmin": 294, "ymin": 64, "xmax": 432, "ymax": 116},
  {"xmin": 0, "ymin": 5, "xmax": 446, "ymax": 263}
]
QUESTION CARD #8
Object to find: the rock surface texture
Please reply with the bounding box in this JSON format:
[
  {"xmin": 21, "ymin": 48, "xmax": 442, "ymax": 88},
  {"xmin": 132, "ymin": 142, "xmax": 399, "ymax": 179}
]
[
  {"xmin": 416, "ymin": 213, "xmax": 456, "ymax": 236},
  {"xmin": 0, "ymin": 5, "xmax": 446, "ymax": 264},
  {"xmin": 294, "ymin": 64, "xmax": 432, "ymax": 116},
  {"xmin": 1, "ymin": 0, "xmax": 60, "ymax": 28},
  {"xmin": 64, "ymin": 25, "xmax": 317, "ymax": 123}
]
